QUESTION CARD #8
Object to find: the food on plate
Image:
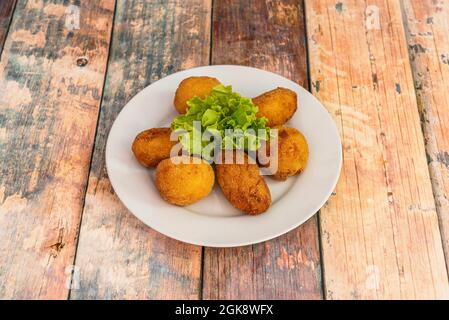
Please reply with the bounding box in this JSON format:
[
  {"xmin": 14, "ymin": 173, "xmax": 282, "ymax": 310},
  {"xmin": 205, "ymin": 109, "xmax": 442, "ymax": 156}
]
[
  {"xmin": 131, "ymin": 76, "xmax": 308, "ymax": 215},
  {"xmin": 216, "ymin": 151, "xmax": 271, "ymax": 215},
  {"xmin": 172, "ymin": 84, "xmax": 269, "ymax": 156},
  {"xmin": 155, "ymin": 156, "xmax": 215, "ymax": 206},
  {"xmin": 252, "ymin": 87, "xmax": 297, "ymax": 127},
  {"xmin": 174, "ymin": 76, "xmax": 221, "ymax": 114},
  {"xmin": 267, "ymin": 127, "xmax": 309, "ymax": 181},
  {"xmin": 132, "ymin": 128, "xmax": 178, "ymax": 168}
]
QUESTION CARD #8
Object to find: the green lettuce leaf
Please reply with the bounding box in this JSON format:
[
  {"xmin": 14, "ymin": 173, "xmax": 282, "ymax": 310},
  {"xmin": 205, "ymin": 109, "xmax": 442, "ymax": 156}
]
[{"xmin": 171, "ymin": 85, "xmax": 269, "ymax": 155}]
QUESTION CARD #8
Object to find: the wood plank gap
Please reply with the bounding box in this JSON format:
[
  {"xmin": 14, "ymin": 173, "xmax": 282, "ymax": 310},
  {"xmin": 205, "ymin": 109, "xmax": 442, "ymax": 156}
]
[
  {"xmin": 199, "ymin": 0, "xmax": 214, "ymax": 301},
  {"xmin": 0, "ymin": 0, "xmax": 17, "ymax": 58},
  {"xmin": 302, "ymin": 0, "xmax": 327, "ymax": 300},
  {"xmin": 209, "ymin": 0, "xmax": 214, "ymax": 66},
  {"xmin": 67, "ymin": 0, "xmax": 118, "ymax": 300}
]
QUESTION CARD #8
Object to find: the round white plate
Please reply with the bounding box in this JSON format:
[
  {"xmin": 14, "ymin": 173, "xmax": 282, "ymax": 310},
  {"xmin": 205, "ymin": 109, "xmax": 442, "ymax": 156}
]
[{"xmin": 106, "ymin": 65, "xmax": 342, "ymax": 247}]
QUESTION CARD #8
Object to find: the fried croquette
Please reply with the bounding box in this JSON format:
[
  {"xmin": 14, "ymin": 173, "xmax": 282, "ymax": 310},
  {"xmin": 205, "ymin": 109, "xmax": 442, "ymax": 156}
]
[
  {"xmin": 132, "ymin": 128, "xmax": 178, "ymax": 168},
  {"xmin": 270, "ymin": 127, "xmax": 309, "ymax": 181},
  {"xmin": 174, "ymin": 76, "xmax": 221, "ymax": 114},
  {"xmin": 252, "ymin": 87, "xmax": 297, "ymax": 127},
  {"xmin": 155, "ymin": 156, "xmax": 215, "ymax": 206},
  {"xmin": 216, "ymin": 151, "xmax": 271, "ymax": 215}
]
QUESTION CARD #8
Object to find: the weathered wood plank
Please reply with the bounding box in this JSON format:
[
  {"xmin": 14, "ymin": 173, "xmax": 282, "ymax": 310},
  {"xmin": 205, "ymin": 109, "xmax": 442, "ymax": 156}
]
[
  {"xmin": 0, "ymin": 0, "xmax": 16, "ymax": 57},
  {"xmin": 70, "ymin": 0, "xmax": 211, "ymax": 299},
  {"xmin": 402, "ymin": 0, "xmax": 449, "ymax": 276},
  {"xmin": 0, "ymin": 0, "xmax": 115, "ymax": 299},
  {"xmin": 305, "ymin": 0, "xmax": 449, "ymax": 299},
  {"xmin": 202, "ymin": 0, "xmax": 322, "ymax": 300}
]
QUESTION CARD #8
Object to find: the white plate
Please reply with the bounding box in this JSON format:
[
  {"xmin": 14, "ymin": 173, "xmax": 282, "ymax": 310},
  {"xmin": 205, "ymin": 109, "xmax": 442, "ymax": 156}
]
[{"xmin": 106, "ymin": 65, "xmax": 342, "ymax": 247}]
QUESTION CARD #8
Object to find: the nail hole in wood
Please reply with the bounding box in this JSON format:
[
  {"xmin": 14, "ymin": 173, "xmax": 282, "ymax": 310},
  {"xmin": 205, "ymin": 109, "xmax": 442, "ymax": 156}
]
[{"xmin": 76, "ymin": 57, "xmax": 89, "ymax": 67}]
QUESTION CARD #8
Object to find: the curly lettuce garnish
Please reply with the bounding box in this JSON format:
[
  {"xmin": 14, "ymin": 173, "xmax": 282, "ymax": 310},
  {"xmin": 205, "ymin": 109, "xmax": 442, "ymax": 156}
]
[{"xmin": 171, "ymin": 85, "xmax": 269, "ymax": 156}]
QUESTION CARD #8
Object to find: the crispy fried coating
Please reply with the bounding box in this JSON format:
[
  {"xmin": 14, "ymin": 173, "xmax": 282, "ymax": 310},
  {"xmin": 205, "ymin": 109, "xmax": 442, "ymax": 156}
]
[
  {"xmin": 216, "ymin": 151, "xmax": 271, "ymax": 215},
  {"xmin": 155, "ymin": 156, "xmax": 215, "ymax": 206},
  {"xmin": 270, "ymin": 127, "xmax": 309, "ymax": 181},
  {"xmin": 252, "ymin": 87, "xmax": 297, "ymax": 127},
  {"xmin": 174, "ymin": 76, "xmax": 221, "ymax": 114},
  {"xmin": 132, "ymin": 128, "xmax": 178, "ymax": 168}
]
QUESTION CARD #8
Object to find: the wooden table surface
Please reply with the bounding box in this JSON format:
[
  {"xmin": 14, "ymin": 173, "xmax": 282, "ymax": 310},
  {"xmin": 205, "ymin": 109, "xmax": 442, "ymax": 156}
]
[{"xmin": 0, "ymin": 0, "xmax": 448, "ymax": 300}]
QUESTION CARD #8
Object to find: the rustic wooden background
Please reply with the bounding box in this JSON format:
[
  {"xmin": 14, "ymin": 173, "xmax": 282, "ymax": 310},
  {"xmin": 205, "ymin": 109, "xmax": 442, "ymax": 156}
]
[{"xmin": 0, "ymin": 0, "xmax": 448, "ymax": 300}]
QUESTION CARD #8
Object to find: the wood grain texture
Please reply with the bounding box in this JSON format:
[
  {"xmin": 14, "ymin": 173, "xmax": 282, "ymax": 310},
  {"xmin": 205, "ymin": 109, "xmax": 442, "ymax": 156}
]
[
  {"xmin": 202, "ymin": 0, "xmax": 322, "ymax": 300},
  {"xmin": 0, "ymin": 0, "xmax": 115, "ymax": 299},
  {"xmin": 0, "ymin": 0, "xmax": 16, "ymax": 57},
  {"xmin": 402, "ymin": 0, "xmax": 449, "ymax": 275},
  {"xmin": 70, "ymin": 0, "xmax": 211, "ymax": 300},
  {"xmin": 306, "ymin": 0, "xmax": 449, "ymax": 299}
]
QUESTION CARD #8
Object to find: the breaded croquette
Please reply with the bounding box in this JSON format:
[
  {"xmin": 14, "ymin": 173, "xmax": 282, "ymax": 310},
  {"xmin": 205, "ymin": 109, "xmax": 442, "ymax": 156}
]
[
  {"xmin": 216, "ymin": 151, "xmax": 271, "ymax": 215},
  {"xmin": 174, "ymin": 76, "xmax": 221, "ymax": 114},
  {"xmin": 252, "ymin": 87, "xmax": 297, "ymax": 127},
  {"xmin": 155, "ymin": 156, "xmax": 215, "ymax": 206},
  {"xmin": 132, "ymin": 128, "xmax": 178, "ymax": 168},
  {"xmin": 270, "ymin": 127, "xmax": 309, "ymax": 181}
]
